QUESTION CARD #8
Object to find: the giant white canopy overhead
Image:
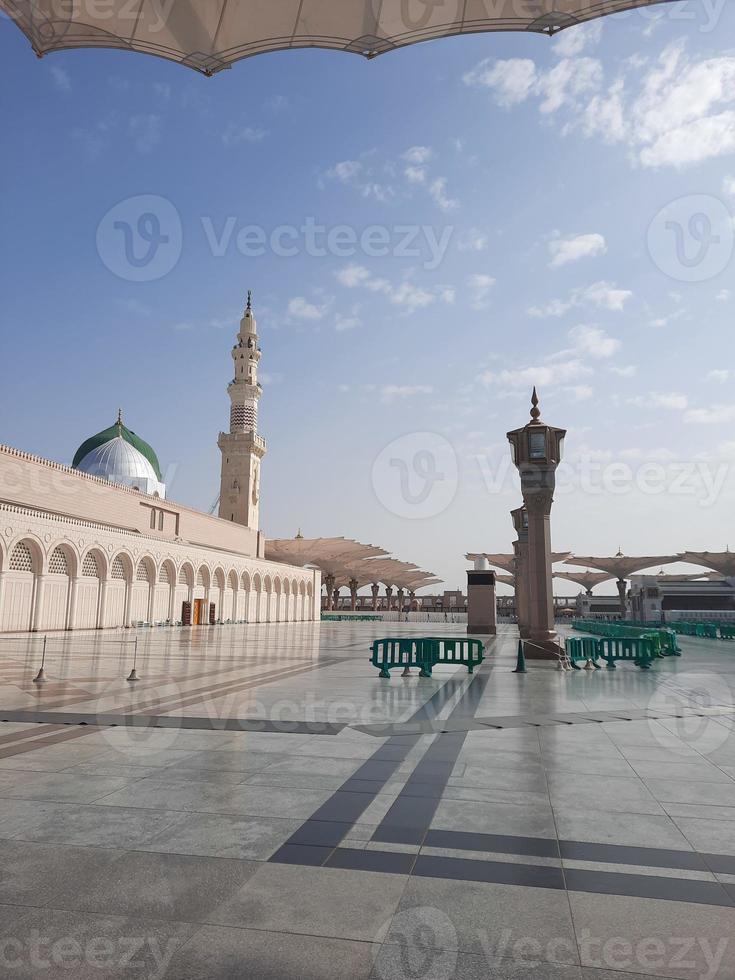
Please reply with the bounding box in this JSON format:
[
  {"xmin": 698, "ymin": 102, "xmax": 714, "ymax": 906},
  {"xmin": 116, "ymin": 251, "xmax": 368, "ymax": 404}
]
[{"xmin": 2, "ymin": 0, "xmax": 675, "ymax": 75}]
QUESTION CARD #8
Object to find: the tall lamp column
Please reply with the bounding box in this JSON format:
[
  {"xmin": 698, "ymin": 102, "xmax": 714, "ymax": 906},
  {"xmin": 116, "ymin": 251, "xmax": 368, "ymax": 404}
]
[{"xmin": 507, "ymin": 389, "xmax": 566, "ymax": 660}]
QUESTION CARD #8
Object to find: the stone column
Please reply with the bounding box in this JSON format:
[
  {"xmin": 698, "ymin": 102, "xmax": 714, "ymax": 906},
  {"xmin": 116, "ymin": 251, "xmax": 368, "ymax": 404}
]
[
  {"xmin": 323, "ymin": 573, "xmax": 335, "ymax": 611},
  {"xmin": 349, "ymin": 578, "xmax": 358, "ymax": 612},
  {"xmin": 408, "ymin": 590, "xmax": 416, "ymax": 613},
  {"xmin": 371, "ymin": 583, "xmax": 380, "ymax": 611},
  {"xmin": 396, "ymin": 588, "xmax": 405, "ymax": 614},
  {"xmin": 616, "ymin": 578, "xmax": 627, "ymax": 619},
  {"xmin": 31, "ymin": 574, "xmax": 46, "ymax": 632},
  {"xmin": 467, "ymin": 567, "xmax": 497, "ymax": 635},
  {"xmin": 67, "ymin": 577, "xmax": 80, "ymax": 631},
  {"xmin": 123, "ymin": 578, "xmax": 133, "ymax": 628},
  {"xmin": 0, "ymin": 570, "xmax": 7, "ymax": 628},
  {"xmin": 511, "ymin": 507, "xmax": 530, "ymax": 639},
  {"xmin": 385, "ymin": 585, "xmax": 393, "ymax": 612},
  {"xmin": 333, "ymin": 588, "xmax": 340, "ymax": 611},
  {"xmin": 525, "ymin": 490, "xmax": 558, "ymax": 650},
  {"xmin": 98, "ymin": 578, "xmax": 109, "ymax": 629}
]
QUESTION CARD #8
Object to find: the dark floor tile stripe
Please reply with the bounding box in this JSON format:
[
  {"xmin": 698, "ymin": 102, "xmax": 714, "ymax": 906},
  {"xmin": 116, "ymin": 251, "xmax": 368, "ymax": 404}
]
[
  {"xmin": 413, "ymin": 854, "xmax": 566, "ymax": 890},
  {"xmin": 269, "ymin": 843, "xmax": 334, "ymax": 867},
  {"xmin": 560, "ymin": 839, "xmax": 708, "ymax": 872},
  {"xmin": 564, "ymin": 868, "xmax": 735, "ymax": 906},
  {"xmin": 425, "ymin": 828, "xmax": 560, "ymax": 859},
  {"xmin": 325, "ymin": 847, "xmax": 416, "ymax": 875}
]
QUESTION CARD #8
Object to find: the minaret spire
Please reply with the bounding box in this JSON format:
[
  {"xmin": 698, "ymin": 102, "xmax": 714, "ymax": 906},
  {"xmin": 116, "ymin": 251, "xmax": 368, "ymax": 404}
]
[
  {"xmin": 217, "ymin": 289, "xmax": 267, "ymax": 529},
  {"xmin": 530, "ymin": 387, "xmax": 541, "ymax": 423}
]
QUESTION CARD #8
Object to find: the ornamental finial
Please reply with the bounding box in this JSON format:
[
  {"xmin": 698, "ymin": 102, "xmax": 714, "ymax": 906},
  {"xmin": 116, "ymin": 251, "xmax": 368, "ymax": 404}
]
[
  {"xmin": 246, "ymin": 289, "xmax": 252, "ymax": 312},
  {"xmin": 295, "ymin": 527, "xmax": 303, "ymax": 539},
  {"xmin": 116, "ymin": 408, "xmax": 123, "ymax": 430},
  {"xmin": 530, "ymin": 387, "xmax": 541, "ymax": 423}
]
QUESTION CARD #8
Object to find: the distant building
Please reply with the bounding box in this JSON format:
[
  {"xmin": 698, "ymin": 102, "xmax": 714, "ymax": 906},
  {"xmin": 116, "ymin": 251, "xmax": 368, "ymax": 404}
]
[{"xmin": 628, "ymin": 575, "xmax": 735, "ymax": 623}]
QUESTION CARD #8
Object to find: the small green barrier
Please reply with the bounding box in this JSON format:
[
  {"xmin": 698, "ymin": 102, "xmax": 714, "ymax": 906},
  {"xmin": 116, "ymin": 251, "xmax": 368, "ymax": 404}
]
[
  {"xmin": 566, "ymin": 637, "xmax": 602, "ymax": 669},
  {"xmin": 572, "ymin": 621, "xmax": 680, "ymax": 657},
  {"xmin": 370, "ymin": 636, "xmax": 484, "ymax": 677},
  {"xmin": 322, "ymin": 614, "xmax": 382, "ymax": 622},
  {"xmin": 566, "ymin": 634, "xmax": 657, "ymax": 670},
  {"xmin": 720, "ymin": 625, "xmax": 735, "ymax": 640}
]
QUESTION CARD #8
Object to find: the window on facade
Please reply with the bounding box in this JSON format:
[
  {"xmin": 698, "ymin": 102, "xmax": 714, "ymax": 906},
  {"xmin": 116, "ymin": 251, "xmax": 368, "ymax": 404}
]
[
  {"xmin": 158, "ymin": 512, "xmax": 164, "ymax": 531},
  {"xmin": 49, "ymin": 547, "xmax": 69, "ymax": 575},
  {"xmin": 150, "ymin": 510, "xmax": 156, "ymax": 529},
  {"xmin": 111, "ymin": 557, "xmax": 126, "ymax": 580},
  {"xmin": 9, "ymin": 541, "xmax": 33, "ymax": 572},
  {"xmin": 82, "ymin": 553, "xmax": 99, "ymax": 577}
]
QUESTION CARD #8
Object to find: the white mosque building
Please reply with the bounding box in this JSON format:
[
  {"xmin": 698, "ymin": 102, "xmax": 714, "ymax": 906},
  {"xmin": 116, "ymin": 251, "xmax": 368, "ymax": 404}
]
[{"xmin": 0, "ymin": 296, "xmax": 319, "ymax": 632}]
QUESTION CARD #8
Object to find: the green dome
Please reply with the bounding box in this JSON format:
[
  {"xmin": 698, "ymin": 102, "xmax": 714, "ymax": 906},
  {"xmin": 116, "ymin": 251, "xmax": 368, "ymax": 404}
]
[{"xmin": 72, "ymin": 416, "xmax": 162, "ymax": 481}]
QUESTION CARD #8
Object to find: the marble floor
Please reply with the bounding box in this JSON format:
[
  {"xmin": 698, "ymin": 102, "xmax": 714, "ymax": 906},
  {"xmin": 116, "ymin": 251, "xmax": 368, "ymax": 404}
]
[{"xmin": 0, "ymin": 622, "xmax": 734, "ymax": 979}]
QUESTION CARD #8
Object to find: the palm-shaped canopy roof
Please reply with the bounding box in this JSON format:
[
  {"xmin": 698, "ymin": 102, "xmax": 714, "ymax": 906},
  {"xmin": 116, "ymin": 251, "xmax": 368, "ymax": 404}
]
[
  {"xmin": 554, "ymin": 570, "xmax": 614, "ymax": 592},
  {"xmin": 565, "ymin": 553, "xmax": 678, "ymax": 579},
  {"xmin": 2, "ymin": 0, "xmax": 676, "ymax": 75},
  {"xmin": 679, "ymin": 551, "xmax": 735, "ymax": 578}
]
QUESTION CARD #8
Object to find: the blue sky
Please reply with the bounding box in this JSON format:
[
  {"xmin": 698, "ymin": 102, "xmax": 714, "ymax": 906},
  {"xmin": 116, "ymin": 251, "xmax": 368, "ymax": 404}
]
[{"xmin": 1, "ymin": 4, "xmax": 734, "ymax": 595}]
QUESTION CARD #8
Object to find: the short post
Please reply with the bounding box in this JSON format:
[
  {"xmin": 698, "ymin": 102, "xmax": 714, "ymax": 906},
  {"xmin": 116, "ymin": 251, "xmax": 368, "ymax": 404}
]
[
  {"xmin": 126, "ymin": 635, "xmax": 140, "ymax": 682},
  {"xmin": 33, "ymin": 635, "xmax": 48, "ymax": 683}
]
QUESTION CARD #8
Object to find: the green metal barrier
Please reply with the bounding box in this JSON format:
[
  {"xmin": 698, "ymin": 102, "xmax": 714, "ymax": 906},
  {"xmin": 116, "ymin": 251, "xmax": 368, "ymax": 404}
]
[
  {"xmin": 566, "ymin": 633, "xmax": 657, "ymax": 670},
  {"xmin": 599, "ymin": 636, "xmax": 656, "ymax": 669},
  {"xmin": 370, "ymin": 636, "xmax": 484, "ymax": 677},
  {"xmin": 370, "ymin": 638, "xmax": 432, "ymax": 678},
  {"xmin": 566, "ymin": 637, "xmax": 602, "ymax": 669},
  {"xmin": 721, "ymin": 625, "xmax": 735, "ymax": 640},
  {"xmin": 572, "ymin": 620, "xmax": 680, "ymax": 656},
  {"xmin": 424, "ymin": 637, "xmax": 485, "ymax": 675}
]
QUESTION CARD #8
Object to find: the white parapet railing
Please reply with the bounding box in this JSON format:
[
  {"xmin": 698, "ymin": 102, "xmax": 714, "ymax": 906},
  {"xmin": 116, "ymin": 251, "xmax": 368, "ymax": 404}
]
[{"xmin": 664, "ymin": 610, "xmax": 735, "ymax": 623}]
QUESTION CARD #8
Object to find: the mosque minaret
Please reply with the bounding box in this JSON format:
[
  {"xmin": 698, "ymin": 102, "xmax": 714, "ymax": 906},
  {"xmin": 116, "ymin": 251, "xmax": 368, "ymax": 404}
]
[{"xmin": 217, "ymin": 291, "xmax": 267, "ymax": 530}]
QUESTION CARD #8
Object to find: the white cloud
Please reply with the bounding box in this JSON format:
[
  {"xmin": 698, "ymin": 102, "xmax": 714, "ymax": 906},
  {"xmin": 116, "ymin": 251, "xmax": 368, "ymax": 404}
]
[
  {"xmin": 480, "ymin": 358, "xmax": 592, "ymax": 388},
  {"xmin": 466, "ymin": 40, "xmax": 735, "ymax": 170},
  {"xmin": 538, "ymin": 58, "xmax": 603, "ymax": 115},
  {"xmin": 610, "ymin": 364, "xmax": 637, "ymax": 378},
  {"xmin": 553, "ymin": 21, "xmax": 602, "ymax": 58},
  {"xmin": 686, "ymin": 404, "xmax": 735, "ymax": 423},
  {"xmin": 530, "ymin": 281, "xmax": 632, "ymax": 317},
  {"xmin": 128, "ymin": 114, "xmax": 161, "ymax": 153},
  {"xmin": 335, "ymin": 307, "xmax": 361, "ymax": 332},
  {"xmin": 323, "ymin": 158, "xmax": 394, "ymax": 201},
  {"xmin": 463, "ymin": 58, "xmax": 537, "ymax": 106},
  {"xmin": 429, "ymin": 177, "xmax": 459, "ymax": 212},
  {"xmin": 327, "ymin": 160, "xmax": 362, "ymax": 182},
  {"xmin": 380, "ymin": 384, "xmax": 433, "ymax": 404},
  {"xmin": 403, "ymin": 146, "xmax": 432, "ymax": 164},
  {"xmin": 568, "ymin": 324, "xmax": 620, "ymax": 359},
  {"xmin": 336, "ymin": 265, "xmax": 453, "ymax": 314},
  {"xmin": 288, "ymin": 297, "xmax": 327, "ymax": 321},
  {"xmin": 549, "ymin": 233, "xmax": 607, "ymax": 268},
  {"xmin": 49, "ymin": 65, "xmax": 71, "ymax": 92},
  {"xmin": 467, "ymin": 273, "xmax": 496, "ymax": 310},
  {"xmin": 717, "ymin": 289, "xmax": 731, "ymax": 302},
  {"xmin": 458, "ymin": 229, "xmax": 489, "ymax": 252},
  {"xmin": 629, "ymin": 392, "xmax": 689, "ymax": 410},
  {"xmin": 222, "ymin": 123, "xmax": 266, "ymax": 147},
  {"xmin": 707, "ymin": 369, "xmax": 732, "ymax": 383},
  {"xmin": 404, "ymin": 166, "xmax": 427, "ymax": 184},
  {"xmin": 565, "ymin": 384, "xmax": 594, "ymax": 401}
]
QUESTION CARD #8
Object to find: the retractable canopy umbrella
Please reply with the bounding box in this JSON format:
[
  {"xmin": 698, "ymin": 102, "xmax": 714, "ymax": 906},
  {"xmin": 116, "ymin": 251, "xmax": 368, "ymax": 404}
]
[{"xmin": 2, "ymin": 0, "xmax": 676, "ymax": 75}]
